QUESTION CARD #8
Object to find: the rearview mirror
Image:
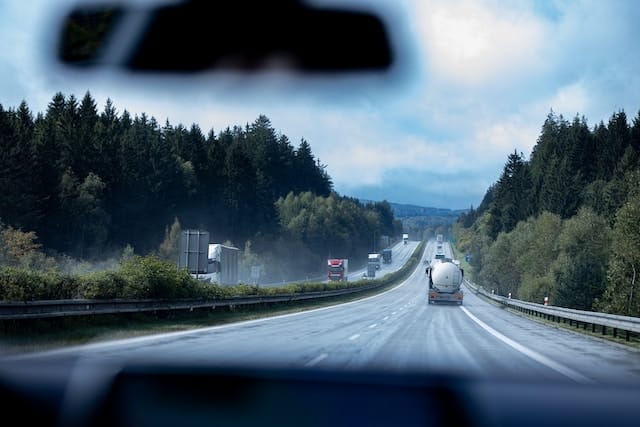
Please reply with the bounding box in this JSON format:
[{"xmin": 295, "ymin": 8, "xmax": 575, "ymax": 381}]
[{"xmin": 57, "ymin": 0, "xmax": 394, "ymax": 73}]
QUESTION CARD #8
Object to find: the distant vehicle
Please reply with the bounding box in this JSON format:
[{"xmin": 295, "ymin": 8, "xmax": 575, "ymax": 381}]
[
  {"xmin": 403, "ymin": 233, "xmax": 409, "ymax": 245},
  {"xmin": 426, "ymin": 258, "xmax": 464, "ymax": 305},
  {"xmin": 179, "ymin": 229, "xmax": 210, "ymax": 275},
  {"xmin": 382, "ymin": 248, "xmax": 392, "ymax": 264},
  {"xmin": 368, "ymin": 253, "xmax": 382, "ymax": 270},
  {"xmin": 435, "ymin": 241, "xmax": 444, "ymax": 258},
  {"xmin": 365, "ymin": 262, "xmax": 377, "ymax": 278},
  {"xmin": 436, "ymin": 234, "xmax": 443, "ymax": 243},
  {"xmin": 202, "ymin": 243, "xmax": 240, "ymax": 285},
  {"xmin": 179, "ymin": 230, "xmax": 240, "ymax": 286},
  {"xmin": 327, "ymin": 258, "xmax": 348, "ymax": 281}
]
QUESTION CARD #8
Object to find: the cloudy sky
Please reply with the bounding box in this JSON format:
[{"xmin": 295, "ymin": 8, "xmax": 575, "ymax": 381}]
[{"xmin": 1, "ymin": 0, "xmax": 639, "ymax": 209}]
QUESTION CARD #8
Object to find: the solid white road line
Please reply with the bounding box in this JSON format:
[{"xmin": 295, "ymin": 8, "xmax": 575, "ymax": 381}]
[{"xmin": 461, "ymin": 306, "xmax": 593, "ymax": 384}]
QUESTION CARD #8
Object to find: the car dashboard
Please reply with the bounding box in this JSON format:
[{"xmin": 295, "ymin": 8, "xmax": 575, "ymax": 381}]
[{"xmin": 1, "ymin": 359, "xmax": 639, "ymax": 427}]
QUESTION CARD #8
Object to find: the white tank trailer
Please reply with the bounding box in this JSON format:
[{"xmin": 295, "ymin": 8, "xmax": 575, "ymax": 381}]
[{"xmin": 427, "ymin": 258, "xmax": 464, "ymax": 305}]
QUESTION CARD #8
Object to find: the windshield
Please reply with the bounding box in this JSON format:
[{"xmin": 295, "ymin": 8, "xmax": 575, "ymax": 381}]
[{"xmin": 1, "ymin": 0, "xmax": 640, "ymax": 392}]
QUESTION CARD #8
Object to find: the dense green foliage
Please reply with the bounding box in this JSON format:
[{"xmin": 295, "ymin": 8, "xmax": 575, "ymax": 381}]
[
  {"xmin": 0, "ymin": 93, "xmax": 332, "ymax": 256},
  {"xmin": 0, "ymin": 92, "xmax": 404, "ymax": 285},
  {"xmin": 275, "ymin": 192, "xmax": 401, "ymax": 272},
  {"xmin": 454, "ymin": 110, "xmax": 640, "ymax": 315}
]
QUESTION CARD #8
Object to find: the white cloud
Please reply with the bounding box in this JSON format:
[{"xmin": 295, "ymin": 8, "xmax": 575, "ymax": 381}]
[
  {"xmin": 471, "ymin": 115, "xmax": 540, "ymax": 161},
  {"xmin": 327, "ymin": 134, "xmax": 447, "ymax": 187},
  {"xmin": 416, "ymin": 0, "xmax": 548, "ymax": 87},
  {"xmin": 2, "ymin": 0, "xmax": 640, "ymax": 209},
  {"xmin": 533, "ymin": 81, "xmax": 590, "ymax": 119}
]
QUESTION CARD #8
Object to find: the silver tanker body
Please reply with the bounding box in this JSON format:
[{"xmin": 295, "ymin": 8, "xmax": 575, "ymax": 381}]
[{"xmin": 427, "ymin": 259, "xmax": 464, "ymax": 305}]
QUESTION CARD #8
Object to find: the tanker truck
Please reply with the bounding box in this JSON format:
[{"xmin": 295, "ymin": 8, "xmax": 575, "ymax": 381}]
[{"xmin": 426, "ymin": 258, "xmax": 464, "ymax": 305}]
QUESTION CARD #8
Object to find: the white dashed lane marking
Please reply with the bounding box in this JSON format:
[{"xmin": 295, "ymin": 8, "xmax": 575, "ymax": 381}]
[{"xmin": 304, "ymin": 353, "xmax": 328, "ymax": 367}]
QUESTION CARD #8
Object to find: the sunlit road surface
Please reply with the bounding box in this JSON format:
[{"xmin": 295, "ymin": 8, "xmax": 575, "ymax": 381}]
[{"xmin": 6, "ymin": 242, "xmax": 640, "ymax": 386}]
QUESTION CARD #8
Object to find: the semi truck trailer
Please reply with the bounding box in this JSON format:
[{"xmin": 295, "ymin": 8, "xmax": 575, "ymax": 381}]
[
  {"xmin": 368, "ymin": 253, "xmax": 382, "ymax": 270},
  {"xmin": 327, "ymin": 258, "xmax": 348, "ymax": 281},
  {"xmin": 382, "ymin": 248, "xmax": 392, "ymax": 264}
]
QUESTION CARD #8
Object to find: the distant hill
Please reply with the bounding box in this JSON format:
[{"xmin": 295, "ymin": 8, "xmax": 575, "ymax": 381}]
[
  {"xmin": 388, "ymin": 203, "xmax": 466, "ymax": 219},
  {"xmin": 359, "ymin": 199, "xmax": 466, "ymax": 219},
  {"xmin": 359, "ymin": 199, "xmax": 466, "ymax": 233}
]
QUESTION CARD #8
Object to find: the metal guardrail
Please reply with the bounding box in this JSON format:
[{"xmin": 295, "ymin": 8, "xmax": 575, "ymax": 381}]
[
  {"xmin": 0, "ymin": 282, "xmax": 385, "ymax": 320},
  {"xmin": 464, "ymin": 280, "xmax": 640, "ymax": 341}
]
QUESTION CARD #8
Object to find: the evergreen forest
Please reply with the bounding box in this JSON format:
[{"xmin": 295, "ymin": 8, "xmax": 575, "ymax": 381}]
[
  {"xmin": 455, "ymin": 110, "xmax": 640, "ymax": 316},
  {"xmin": 0, "ymin": 92, "xmax": 402, "ymax": 282}
]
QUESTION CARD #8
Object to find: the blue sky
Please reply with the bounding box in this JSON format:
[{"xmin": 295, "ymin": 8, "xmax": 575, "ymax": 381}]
[{"xmin": 1, "ymin": 0, "xmax": 639, "ymax": 209}]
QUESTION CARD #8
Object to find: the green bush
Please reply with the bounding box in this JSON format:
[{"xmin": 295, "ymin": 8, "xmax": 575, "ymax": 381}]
[
  {"xmin": 0, "ymin": 267, "xmax": 80, "ymax": 301},
  {"xmin": 78, "ymin": 270, "xmax": 128, "ymax": 299},
  {"xmin": 119, "ymin": 255, "xmax": 200, "ymax": 299},
  {"xmin": 0, "ymin": 267, "xmax": 35, "ymax": 301},
  {"xmin": 34, "ymin": 271, "xmax": 79, "ymax": 300}
]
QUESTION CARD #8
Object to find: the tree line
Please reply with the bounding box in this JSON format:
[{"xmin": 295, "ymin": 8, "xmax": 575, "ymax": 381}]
[
  {"xmin": 454, "ymin": 110, "xmax": 640, "ymax": 316},
  {"xmin": 0, "ymin": 92, "xmax": 401, "ymax": 282}
]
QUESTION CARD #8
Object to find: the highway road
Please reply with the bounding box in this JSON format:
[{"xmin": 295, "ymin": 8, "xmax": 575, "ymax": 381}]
[
  {"xmin": 346, "ymin": 239, "xmax": 419, "ymax": 281},
  {"xmin": 5, "ymin": 241, "xmax": 640, "ymax": 386},
  {"xmin": 258, "ymin": 240, "xmax": 419, "ymax": 287}
]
